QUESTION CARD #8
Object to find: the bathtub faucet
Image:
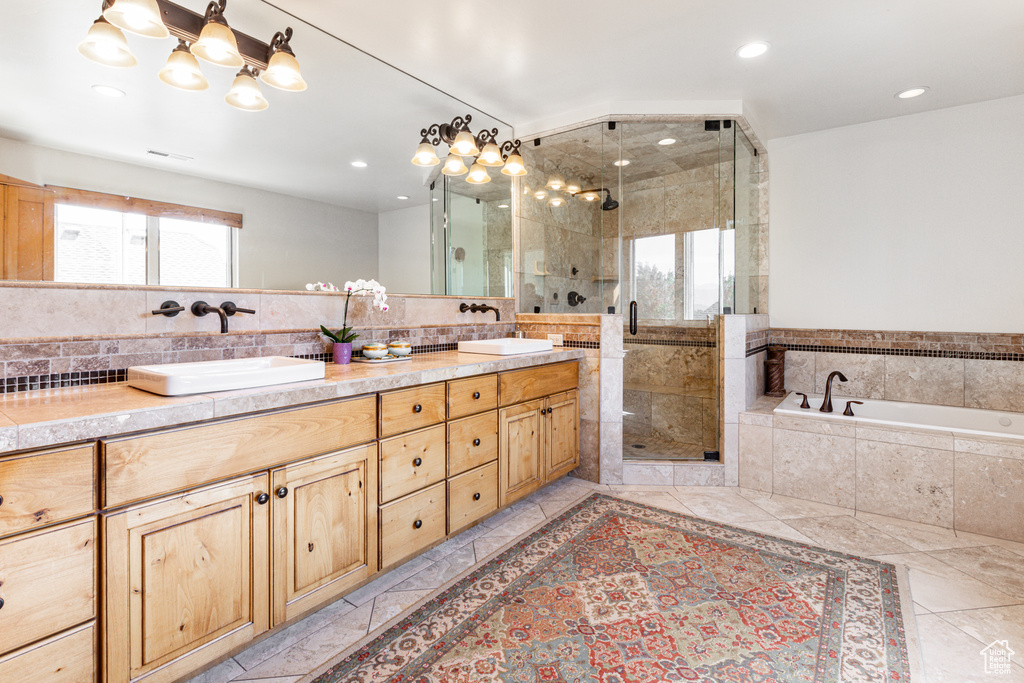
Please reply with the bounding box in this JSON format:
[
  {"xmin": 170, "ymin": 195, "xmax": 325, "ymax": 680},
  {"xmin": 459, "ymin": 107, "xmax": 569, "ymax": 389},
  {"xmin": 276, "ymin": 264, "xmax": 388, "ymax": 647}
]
[{"xmin": 819, "ymin": 371, "xmax": 849, "ymax": 413}]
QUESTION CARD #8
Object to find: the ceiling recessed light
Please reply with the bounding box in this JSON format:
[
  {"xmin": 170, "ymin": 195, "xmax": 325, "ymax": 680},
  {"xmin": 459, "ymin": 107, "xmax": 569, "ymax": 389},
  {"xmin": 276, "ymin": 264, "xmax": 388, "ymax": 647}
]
[
  {"xmin": 736, "ymin": 41, "xmax": 770, "ymax": 59},
  {"xmin": 92, "ymin": 84, "xmax": 126, "ymax": 98},
  {"xmin": 895, "ymin": 87, "xmax": 929, "ymax": 99},
  {"xmin": 658, "ymin": 138, "xmax": 676, "ymax": 146},
  {"xmin": 351, "ymin": 161, "xmax": 367, "ymax": 168},
  {"xmin": 498, "ymin": 204, "xmax": 509, "ymax": 208},
  {"xmin": 613, "ymin": 159, "xmax": 630, "ymax": 167},
  {"xmin": 396, "ymin": 195, "xmax": 409, "ymax": 200}
]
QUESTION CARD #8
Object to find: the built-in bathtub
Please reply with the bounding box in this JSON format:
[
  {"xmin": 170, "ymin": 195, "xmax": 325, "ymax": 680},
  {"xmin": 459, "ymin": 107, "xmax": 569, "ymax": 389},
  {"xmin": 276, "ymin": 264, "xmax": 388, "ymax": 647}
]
[
  {"xmin": 737, "ymin": 392, "xmax": 1024, "ymax": 542},
  {"xmin": 774, "ymin": 392, "xmax": 1024, "ymax": 441}
]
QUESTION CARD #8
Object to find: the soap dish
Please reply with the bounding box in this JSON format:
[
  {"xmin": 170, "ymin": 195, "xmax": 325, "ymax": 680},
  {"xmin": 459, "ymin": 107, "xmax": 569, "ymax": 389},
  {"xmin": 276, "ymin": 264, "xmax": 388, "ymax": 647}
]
[{"xmin": 351, "ymin": 354, "xmax": 413, "ymax": 364}]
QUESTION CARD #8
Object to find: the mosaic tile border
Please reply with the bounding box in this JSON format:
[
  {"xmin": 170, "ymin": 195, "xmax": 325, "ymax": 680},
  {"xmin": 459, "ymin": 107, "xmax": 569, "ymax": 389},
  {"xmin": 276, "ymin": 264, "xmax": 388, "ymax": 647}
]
[
  {"xmin": 772, "ymin": 342, "xmax": 1024, "ymax": 362},
  {"xmin": 746, "ymin": 343, "xmax": 769, "ymax": 357},
  {"xmin": 625, "ymin": 338, "xmax": 716, "ymax": 348}
]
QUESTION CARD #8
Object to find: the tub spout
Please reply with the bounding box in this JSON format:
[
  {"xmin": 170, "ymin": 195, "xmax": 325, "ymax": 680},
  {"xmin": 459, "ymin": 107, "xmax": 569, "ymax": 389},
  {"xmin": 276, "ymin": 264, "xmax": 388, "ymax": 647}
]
[{"xmin": 819, "ymin": 371, "xmax": 849, "ymax": 413}]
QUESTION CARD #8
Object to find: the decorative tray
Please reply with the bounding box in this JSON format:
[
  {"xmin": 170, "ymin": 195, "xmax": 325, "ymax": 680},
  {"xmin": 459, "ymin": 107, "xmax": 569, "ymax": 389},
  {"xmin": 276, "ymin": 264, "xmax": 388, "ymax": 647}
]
[{"xmin": 351, "ymin": 354, "xmax": 413, "ymax": 364}]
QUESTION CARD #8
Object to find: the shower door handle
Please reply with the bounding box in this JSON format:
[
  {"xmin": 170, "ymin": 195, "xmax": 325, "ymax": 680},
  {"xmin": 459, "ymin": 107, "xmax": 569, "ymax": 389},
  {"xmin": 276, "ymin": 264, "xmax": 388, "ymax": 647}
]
[{"xmin": 629, "ymin": 301, "xmax": 638, "ymax": 335}]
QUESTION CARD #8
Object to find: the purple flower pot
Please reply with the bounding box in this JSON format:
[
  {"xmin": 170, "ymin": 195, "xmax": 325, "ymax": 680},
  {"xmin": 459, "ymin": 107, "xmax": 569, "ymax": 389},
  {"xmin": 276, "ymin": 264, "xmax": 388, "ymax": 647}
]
[{"xmin": 333, "ymin": 342, "xmax": 353, "ymax": 365}]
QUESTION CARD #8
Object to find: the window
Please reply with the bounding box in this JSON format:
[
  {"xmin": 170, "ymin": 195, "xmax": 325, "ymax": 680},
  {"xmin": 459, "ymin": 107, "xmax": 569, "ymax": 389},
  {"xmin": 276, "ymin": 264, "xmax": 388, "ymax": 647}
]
[
  {"xmin": 630, "ymin": 234, "xmax": 676, "ymax": 321},
  {"xmin": 683, "ymin": 228, "xmax": 722, "ymax": 319},
  {"xmin": 52, "ymin": 188, "xmax": 238, "ymax": 287}
]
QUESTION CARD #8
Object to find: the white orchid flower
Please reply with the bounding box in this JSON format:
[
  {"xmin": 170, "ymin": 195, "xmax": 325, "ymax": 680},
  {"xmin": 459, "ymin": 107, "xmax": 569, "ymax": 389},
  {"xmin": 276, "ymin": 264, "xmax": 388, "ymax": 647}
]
[
  {"xmin": 344, "ymin": 281, "xmax": 357, "ymax": 292},
  {"xmin": 305, "ymin": 283, "xmax": 315, "ymax": 291}
]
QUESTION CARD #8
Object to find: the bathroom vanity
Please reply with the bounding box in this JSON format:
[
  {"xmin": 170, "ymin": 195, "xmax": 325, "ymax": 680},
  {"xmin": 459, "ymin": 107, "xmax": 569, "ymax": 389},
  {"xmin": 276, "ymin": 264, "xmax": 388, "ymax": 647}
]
[{"xmin": 0, "ymin": 351, "xmax": 581, "ymax": 683}]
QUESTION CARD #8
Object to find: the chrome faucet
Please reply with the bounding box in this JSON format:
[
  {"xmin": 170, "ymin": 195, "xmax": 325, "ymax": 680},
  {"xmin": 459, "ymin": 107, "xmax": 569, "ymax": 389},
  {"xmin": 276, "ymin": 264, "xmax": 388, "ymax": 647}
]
[{"xmin": 819, "ymin": 371, "xmax": 849, "ymax": 413}]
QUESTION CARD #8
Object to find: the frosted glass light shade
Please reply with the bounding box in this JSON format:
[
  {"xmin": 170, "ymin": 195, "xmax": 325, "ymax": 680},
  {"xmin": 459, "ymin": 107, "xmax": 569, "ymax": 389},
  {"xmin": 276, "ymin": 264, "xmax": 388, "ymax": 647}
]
[
  {"xmin": 78, "ymin": 18, "xmax": 138, "ymax": 68},
  {"xmin": 501, "ymin": 152, "xmax": 527, "ymax": 176},
  {"xmin": 159, "ymin": 45, "xmax": 209, "ymax": 91},
  {"xmin": 466, "ymin": 163, "xmax": 491, "ymax": 185},
  {"xmin": 476, "ymin": 143, "xmax": 503, "ymax": 167},
  {"xmin": 450, "ymin": 131, "xmax": 479, "ymax": 157},
  {"xmin": 545, "ymin": 175, "xmax": 564, "ymax": 191},
  {"xmin": 191, "ymin": 19, "xmax": 244, "ymax": 67},
  {"xmin": 225, "ymin": 68, "xmax": 268, "ymax": 111},
  {"xmin": 578, "ymin": 190, "xmax": 601, "ymax": 202},
  {"xmin": 103, "ymin": 0, "xmax": 168, "ymax": 38},
  {"xmin": 547, "ymin": 196, "xmax": 565, "ymax": 207},
  {"xmin": 411, "ymin": 142, "xmax": 440, "ymax": 166},
  {"xmin": 260, "ymin": 50, "xmax": 307, "ymax": 91},
  {"xmin": 441, "ymin": 153, "xmax": 468, "ymax": 176}
]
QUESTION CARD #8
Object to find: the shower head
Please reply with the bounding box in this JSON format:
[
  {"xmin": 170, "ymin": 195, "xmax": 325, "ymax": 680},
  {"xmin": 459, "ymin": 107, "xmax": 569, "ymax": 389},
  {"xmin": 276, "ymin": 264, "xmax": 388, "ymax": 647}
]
[{"xmin": 601, "ymin": 192, "xmax": 619, "ymax": 211}]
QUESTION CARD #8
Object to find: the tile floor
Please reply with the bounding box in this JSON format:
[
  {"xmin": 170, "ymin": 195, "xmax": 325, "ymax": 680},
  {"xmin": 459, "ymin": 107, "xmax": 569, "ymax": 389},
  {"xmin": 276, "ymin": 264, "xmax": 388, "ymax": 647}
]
[{"xmin": 188, "ymin": 478, "xmax": 1024, "ymax": 683}]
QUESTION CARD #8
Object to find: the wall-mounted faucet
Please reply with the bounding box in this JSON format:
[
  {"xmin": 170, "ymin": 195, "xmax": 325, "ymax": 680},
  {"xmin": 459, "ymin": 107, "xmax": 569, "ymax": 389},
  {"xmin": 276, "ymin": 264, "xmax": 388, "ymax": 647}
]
[
  {"xmin": 459, "ymin": 302, "xmax": 500, "ymax": 322},
  {"xmin": 819, "ymin": 371, "xmax": 849, "ymax": 413},
  {"xmin": 192, "ymin": 300, "xmax": 255, "ymax": 333}
]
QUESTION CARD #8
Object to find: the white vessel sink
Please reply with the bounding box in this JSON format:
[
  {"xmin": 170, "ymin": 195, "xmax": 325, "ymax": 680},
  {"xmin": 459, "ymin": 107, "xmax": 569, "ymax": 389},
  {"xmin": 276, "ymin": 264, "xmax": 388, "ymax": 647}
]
[
  {"xmin": 128, "ymin": 356, "xmax": 326, "ymax": 396},
  {"xmin": 458, "ymin": 338, "xmax": 554, "ymax": 355}
]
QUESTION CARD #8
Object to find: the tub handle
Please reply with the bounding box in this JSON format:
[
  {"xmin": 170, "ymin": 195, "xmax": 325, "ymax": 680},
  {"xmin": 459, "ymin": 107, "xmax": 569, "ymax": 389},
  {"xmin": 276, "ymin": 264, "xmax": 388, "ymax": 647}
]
[
  {"xmin": 795, "ymin": 392, "xmax": 810, "ymax": 409},
  {"xmin": 843, "ymin": 400, "xmax": 864, "ymax": 417}
]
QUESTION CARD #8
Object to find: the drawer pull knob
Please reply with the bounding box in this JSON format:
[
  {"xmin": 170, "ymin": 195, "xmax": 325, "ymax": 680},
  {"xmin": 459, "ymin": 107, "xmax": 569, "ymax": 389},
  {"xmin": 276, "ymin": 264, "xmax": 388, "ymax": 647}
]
[
  {"xmin": 276, "ymin": 486, "xmax": 289, "ymax": 498},
  {"xmin": 308, "ymin": 542, "xmax": 314, "ymax": 552},
  {"xmin": 473, "ymin": 391, "xmax": 480, "ymax": 399},
  {"xmin": 473, "ymin": 438, "xmax": 481, "ymax": 446},
  {"xmin": 473, "ymin": 492, "xmax": 481, "ymax": 501},
  {"xmin": 0, "ymin": 494, "xmax": 4, "ymax": 507},
  {"xmin": 413, "ymin": 457, "xmax": 422, "ymax": 467},
  {"xmin": 256, "ymin": 492, "xmax": 270, "ymax": 505},
  {"xmin": 0, "ymin": 597, "xmax": 4, "ymax": 610},
  {"xmin": 413, "ymin": 519, "xmax": 423, "ymax": 529},
  {"xmin": 413, "ymin": 404, "xmax": 422, "ymax": 413}
]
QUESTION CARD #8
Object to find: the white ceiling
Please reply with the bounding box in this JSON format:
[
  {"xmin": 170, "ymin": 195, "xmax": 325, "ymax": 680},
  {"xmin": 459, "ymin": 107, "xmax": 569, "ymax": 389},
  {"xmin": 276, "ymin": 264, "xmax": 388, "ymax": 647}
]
[{"xmin": 274, "ymin": 0, "xmax": 1024, "ymax": 140}]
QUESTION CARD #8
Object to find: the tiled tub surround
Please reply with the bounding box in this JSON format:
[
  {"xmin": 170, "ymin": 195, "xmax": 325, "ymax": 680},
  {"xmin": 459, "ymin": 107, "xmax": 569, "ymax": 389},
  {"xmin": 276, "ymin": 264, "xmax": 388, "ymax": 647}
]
[
  {"xmin": 772, "ymin": 327, "xmax": 1024, "ymax": 412},
  {"xmin": 738, "ymin": 395, "xmax": 1024, "ymax": 543},
  {"xmin": 0, "ymin": 348, "xmax": 584, "ymax": 453},
  {"xmin": 0, "ymin": 284, "xmax": 516, "ymax": 394}
]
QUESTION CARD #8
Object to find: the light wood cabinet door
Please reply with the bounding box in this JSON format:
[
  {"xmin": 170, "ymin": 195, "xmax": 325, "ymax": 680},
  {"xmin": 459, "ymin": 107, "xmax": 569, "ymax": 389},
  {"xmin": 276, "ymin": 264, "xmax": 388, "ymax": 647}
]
[
  {"xmin": 0, "ymin": 444, "xmax": 95, "ymax": 537},
  {"xmin": 104, "ymin": 474, "xmax": 270, "ymax": 683},
  {"xmin": 545, "ymin": 391, "xmax": 579, "ymax": 482},
  {"xmin": 378, "ymin": 424, "xmax": 446, "ymax": 504},
  {"xmin": 379, "ymin": 383, "xmax": 446, "ymax": 438},
  {"xmin": 448, "ymin": 461, "xmax": 498, "ymax": 534},
  {"xmin": 447, "ymin": 410, "xmax": 498, "ymax": 477},
  {"xmin": 2, "ymin": 184, "xmax": 54, "ymax": 281},
  {"xmin": 379, "ymin": 482, "xmax": 446, "ymax": 569},
  {"xmin": 0, "ymin": 518, "xmax": 96, "ymax": 656},
  {"xmin": 270, "ymin": 445, "xmax": 378, "ymax": 626},
  {"xmin": 498, "ymin": 399, "xmax": 545, "ymax": 506},
  {"xmin": 0, "ymin": 622, "xmax": 96, "ymax": 683}
]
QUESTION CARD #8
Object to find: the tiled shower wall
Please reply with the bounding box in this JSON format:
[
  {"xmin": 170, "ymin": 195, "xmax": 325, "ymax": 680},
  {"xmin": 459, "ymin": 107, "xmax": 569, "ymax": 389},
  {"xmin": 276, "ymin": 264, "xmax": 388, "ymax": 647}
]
[{"xmin": 0, "ymin": 284, "xmax": 515, "ymax": 393}]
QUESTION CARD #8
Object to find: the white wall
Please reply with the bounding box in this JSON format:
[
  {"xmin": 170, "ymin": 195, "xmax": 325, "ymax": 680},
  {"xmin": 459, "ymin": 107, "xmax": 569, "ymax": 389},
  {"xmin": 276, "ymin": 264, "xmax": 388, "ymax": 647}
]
[
  {"xmin": 767, "ymin": 95, "xmax": 1024, "ymax": 333},
  {"xmin": 377, "ymin": 203, "xmax": 431, "ymax": 294},
  {"xmin": 0, "ymin": 138, "xmax": 379, "ymax": 291}
]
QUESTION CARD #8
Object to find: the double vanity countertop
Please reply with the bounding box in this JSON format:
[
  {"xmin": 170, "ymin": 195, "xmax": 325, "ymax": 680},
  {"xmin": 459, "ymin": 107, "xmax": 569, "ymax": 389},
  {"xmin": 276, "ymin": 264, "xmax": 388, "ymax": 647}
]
[{"xmin": 0, "ymin": 349, "xmax": 585, "ymax": 454}]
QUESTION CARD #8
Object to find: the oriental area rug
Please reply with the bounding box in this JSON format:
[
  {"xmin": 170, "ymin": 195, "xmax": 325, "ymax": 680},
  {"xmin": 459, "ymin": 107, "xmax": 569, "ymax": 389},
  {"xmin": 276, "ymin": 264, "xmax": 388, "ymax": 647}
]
[{"xmin": 307, "ymin": 494, "xmax": 918, "ymax": 682}]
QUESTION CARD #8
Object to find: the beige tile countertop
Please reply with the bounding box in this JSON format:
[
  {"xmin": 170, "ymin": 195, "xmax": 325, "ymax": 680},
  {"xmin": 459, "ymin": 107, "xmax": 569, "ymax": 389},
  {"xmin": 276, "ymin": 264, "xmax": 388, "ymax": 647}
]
[{"xmin": 0, "ymin": 349, "xmax": 585, "ymax": 453}]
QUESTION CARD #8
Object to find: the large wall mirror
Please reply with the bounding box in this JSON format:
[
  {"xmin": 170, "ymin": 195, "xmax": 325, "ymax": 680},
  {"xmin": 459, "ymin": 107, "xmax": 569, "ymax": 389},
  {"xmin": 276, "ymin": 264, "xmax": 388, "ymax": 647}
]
[{"xmin": 0, "ymin": 0, "xmax": 514, "ymax": 296}]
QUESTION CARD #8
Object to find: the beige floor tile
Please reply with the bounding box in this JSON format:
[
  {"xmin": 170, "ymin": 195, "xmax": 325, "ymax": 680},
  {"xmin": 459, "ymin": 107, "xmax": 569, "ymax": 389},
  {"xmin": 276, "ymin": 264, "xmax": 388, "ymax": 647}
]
[
  {"xmin": 954, "ymin": 530, "xmax": 1024, "ymax": 557},
  {"xmin": 233, "ymin": 597, "xmax": 355, "ymax": 671},
  {"xmin": 608, "ymin": 490, "xmax": 695, "ymax": 516},
  {"xmin": 856, "ymin": 511, "xmax": 981, "ymax": 552},
  {"xmin": 874, "ymin": 552, "xmax": 1021, "ymax": 613},
  {"xmin": 235, "ymin": 603, "xmax": 373, "ymax": 680},
  {"xmin": 342, "ymin": 555, "xmax": 432, "ymax": 607},
  {"xmin": 937, "ymin": 605, "xmax": 1024, "ymax": 658},
  {"xmin": 370, "ymin": 589, "xmax": 433, "ymax": 632},
  {"xmin": 419, "ymin": 524, "xmax": 488, "ymax": 563},
  {"xmin": 738, "ymin": 489, "xmax": 854, "ymax": 519},
  {"xmin": 392, "ymin": 544, "xmax": 477, "ymax": 592},
  {"xmin": 186, "ymin": 658, "xmax": 244, "ymax": 683},
  {"xmin": 916, "ymin": 614, "xmax": 1024, "ymax": 682},
  {"xmin": 474, "ymin": 535, "xmax": 516, "ymax": 561},
  {"xmin": 785, "ymin": 516, "xmax": 914, "ymax": 556},
  {"xmin": 914, "ymin": 601, "xmax": 932, "ymax": 615},
  {"xmin": 232, "ymin": 677, "xmax": 301, "ymax": 683},
  {"xmin": 668, "ymin": 490, "xmax": 776, "ymax": 524},
  {"xmin": 730, "ymin": 519, "xmax": 818, "ymax": 545},
  {"xmin": 929, "ymin": 546, "xmax": 1024, "ymax": 600},
  {"xmin": 478, "ymin": 507, "xmax": 548, "ymax": 539}
]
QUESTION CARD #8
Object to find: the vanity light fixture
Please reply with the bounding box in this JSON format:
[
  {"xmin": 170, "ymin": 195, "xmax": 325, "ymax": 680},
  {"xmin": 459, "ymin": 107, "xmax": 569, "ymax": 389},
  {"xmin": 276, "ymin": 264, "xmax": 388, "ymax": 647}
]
[
  {"xmin": 545, "ymin": 176, "xmax": 565, "ymax": 191},
  {"xmin": 224, "ymin": 66, "xmax": 268, "ymax": 111},
  {"xmin": 896, "ymin": 86, "xmax": 929, "ymax": 99},
  {"xmin": 103, "ymin": 0, "xmax": 169, "ymax": 39},
  {"xmin": 533, "ymin": 189, "xmax": 548, "ymax": 200},
  {"xmin": 78, "ymin": 16, "xmax": 138, "ymax": 68},
  {"xmin": 412, "ymin": 114, "xmax": 528, "ymax": 182},
  {"xmin": 566, "ymin": 180, "xmax": 581, "ymax": 195},
  {"xmin": 547, "ymin": 195, "xmax": 566, "ymax": 208},
  {"xmin": 159, "ymin": 40, "xmax": 209, "ymax": 91},
  {"xmin": 498, "ymin": 204, "xmax": 509, "ymax": 208},
  {"xmin": 578, "ymin": 190, "xmax": 601, "ymax": 202},
  {"xmin": 80, "ymin": 0, "xmax": 307, "ymax": 111},
  {"xmin": 736, "ymin": 41, "xmax": 770, "ymax": 58}
]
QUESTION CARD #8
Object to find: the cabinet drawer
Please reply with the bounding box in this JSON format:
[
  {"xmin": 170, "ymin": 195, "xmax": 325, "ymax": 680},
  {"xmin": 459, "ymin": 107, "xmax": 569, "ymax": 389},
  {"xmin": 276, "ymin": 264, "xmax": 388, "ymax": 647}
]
[
  {"xmin": 379, "ymin": 483, "xmax": 446, "ymax": 568},
  {"xmin": 379, "ymin": 424, "xmax": 446, "ymax": 504},
  {"xmin": 447, "ymin": 411, "xmax": 498, "ymax": 477},
  {"xmin": 379, "ymin": 383, "xmax": 446, "ymax": 438},
  {"xmin": 103, "ymin": 396, "xmax": 376, "ymax": 508},
  {"xmin": 499, "ymin": 362, "xmax": 579, "ymax": 406},
  {"xmin": 0, "ymin": 518, "xmax": 96, "ymax": 656},
  {"xmin": 0, "ymin": 622, "xmax": 96, "ymax": 683},
  {"xmin": 0, "ymin": 444, "xmax": 95, "ymax": 537},
  {"xmin": 448, "ymin": 462, "xmax": 498, "ymax": 534},
  {"xmin": 447, "ymin": 374, "xmax": 498, "ymax": 419}
]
